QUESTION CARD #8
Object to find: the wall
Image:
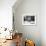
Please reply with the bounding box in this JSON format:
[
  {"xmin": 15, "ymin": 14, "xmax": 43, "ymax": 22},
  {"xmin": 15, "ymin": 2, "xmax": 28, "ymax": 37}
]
[
  {"xmin": 0, "ymin": 0, "xmax": 16, "ymax": 30},
  {"xmin": 40, "ymin": 0, "xmax": 46, "ymax": 46},
  {"xmin": 13, "ymin": 0, "xmax": 41, "ymax": 46},
  {"xmin": 13, "ymin": 0, "xmax": 46, "ymax": 46}
]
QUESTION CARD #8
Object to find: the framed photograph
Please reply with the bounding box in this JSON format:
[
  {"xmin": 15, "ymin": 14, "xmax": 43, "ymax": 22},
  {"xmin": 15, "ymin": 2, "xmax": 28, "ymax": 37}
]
[{"xmin": 22, "ymin": 14, "xmax": 36, "ymax": 25}]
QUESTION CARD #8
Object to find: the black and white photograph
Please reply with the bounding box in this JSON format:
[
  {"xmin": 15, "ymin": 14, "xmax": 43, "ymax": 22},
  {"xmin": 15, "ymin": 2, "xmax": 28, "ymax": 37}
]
[{"xmin": 22, "ymin": 14, "xmax": 36, "ymax": 25}]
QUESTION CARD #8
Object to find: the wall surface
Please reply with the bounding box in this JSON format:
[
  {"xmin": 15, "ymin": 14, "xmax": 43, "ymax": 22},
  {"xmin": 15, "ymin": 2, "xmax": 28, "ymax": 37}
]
[
  {"xmin": 13, "ymin": 0, "xmax": 46, "ymax": 46},
  {"xmin": 40, "ymin": 0, "xmax": 46, "ymax": 46},
  {"xmin": 0, "ymin": 0, "xmax": 16, "ymax": 30}
]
